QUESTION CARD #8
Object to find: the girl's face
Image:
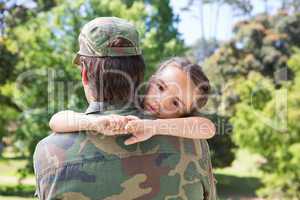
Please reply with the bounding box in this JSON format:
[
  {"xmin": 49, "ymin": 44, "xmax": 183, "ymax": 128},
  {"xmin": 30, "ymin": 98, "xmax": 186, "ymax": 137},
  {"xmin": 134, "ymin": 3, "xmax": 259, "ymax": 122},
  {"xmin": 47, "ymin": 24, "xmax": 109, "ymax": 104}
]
[{"xmin": 143, "ymin": 65, "xmax": 199, "ymax": 118}]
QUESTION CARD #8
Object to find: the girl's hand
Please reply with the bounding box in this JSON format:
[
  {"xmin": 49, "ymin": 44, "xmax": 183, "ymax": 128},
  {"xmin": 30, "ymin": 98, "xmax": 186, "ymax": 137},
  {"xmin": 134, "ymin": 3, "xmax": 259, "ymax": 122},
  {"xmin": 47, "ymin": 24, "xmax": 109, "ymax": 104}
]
[
  {"xmin": 89, "ymin": 115, "xmax": 139, "ymax": 135},
  {"xmin": 124, "ymin": 119, "xmax": 157, "ymax": 145}
]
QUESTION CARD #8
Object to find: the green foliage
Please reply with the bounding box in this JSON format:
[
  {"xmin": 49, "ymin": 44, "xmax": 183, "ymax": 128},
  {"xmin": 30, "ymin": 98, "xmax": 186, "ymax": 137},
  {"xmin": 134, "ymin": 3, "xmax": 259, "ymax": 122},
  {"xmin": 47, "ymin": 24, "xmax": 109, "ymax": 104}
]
[
  {"xmin": 204, "ymin": 12, "xmax": 300, "ymax": 115},
  {"xmin": 203, "ymin": 11, "xmax": 300, "ymax": 198},
  {"xmin": 0, "ymin": 185, "xmax": 35, "ymax": 198},
  {"xmin": 200, "ymin": 113, "xmax": 235, "ymax": 168},
  {"xmin": 203, "ymin": 14, "xmax": 300, "ymax": 199},
  {"xmin": 188, "ymin": 38, "xmax": 219, "ymax": 63},
  {"xmin": 0, "ymin": 0, "xmax": 185, "ymax": 172},
  {"xmin": 231, "ymin": 54, "xmax": 300, "ymax": 199},
  {"xmin": 208, "ymin": 133, "xmax": 235, "ymax": 168},
  {"xmin": 203, "ymin": 0, "xmax": 253, "ymax": 16},
  {"xmin": 138, "ymin": 0, "xmax": 186, "ymax": 79}
]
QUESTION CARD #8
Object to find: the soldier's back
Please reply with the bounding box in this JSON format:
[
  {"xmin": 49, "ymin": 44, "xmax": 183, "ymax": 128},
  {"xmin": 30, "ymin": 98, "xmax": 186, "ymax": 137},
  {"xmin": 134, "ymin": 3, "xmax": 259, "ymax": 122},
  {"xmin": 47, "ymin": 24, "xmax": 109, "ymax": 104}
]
[{"xmin": 33, "ymin": 106, "xmax": 216, "ymax": 200}]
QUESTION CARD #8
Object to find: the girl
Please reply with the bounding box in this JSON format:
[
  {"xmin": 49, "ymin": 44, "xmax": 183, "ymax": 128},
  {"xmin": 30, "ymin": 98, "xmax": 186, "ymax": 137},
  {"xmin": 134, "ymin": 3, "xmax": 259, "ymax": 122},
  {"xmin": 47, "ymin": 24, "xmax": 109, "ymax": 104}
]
[{"xmin": 49, "ymin": 57, "xmax": 216, "ymax": 145}]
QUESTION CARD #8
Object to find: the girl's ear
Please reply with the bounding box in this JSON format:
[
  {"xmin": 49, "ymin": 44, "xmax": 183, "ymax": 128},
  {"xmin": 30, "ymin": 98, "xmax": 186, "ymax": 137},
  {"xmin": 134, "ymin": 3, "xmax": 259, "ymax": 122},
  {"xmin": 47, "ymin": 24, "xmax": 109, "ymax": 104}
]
[{"xmin": 81, "ymin": 66, "xmax": 89, "ymax": 85}]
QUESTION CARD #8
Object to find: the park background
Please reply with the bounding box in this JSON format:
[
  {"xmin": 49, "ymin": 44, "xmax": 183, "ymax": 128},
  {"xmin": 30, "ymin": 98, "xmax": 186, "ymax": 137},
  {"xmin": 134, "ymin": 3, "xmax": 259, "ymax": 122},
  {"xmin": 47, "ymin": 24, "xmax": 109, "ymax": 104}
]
[{"xmin": 0, "ymin": 0, "xmax": 299, "ymax": 199}]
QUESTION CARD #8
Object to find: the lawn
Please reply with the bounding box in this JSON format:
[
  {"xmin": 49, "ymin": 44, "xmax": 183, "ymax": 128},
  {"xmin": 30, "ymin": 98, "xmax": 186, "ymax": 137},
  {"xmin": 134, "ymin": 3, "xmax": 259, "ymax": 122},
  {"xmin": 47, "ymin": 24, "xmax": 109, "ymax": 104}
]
[
  {"xmin": 215, "ymin": 171, "xmax": 262, "ymax": 199},
  {"xmin": 0, "ymin": 148, "xmax": 36, "ymax": 200}
]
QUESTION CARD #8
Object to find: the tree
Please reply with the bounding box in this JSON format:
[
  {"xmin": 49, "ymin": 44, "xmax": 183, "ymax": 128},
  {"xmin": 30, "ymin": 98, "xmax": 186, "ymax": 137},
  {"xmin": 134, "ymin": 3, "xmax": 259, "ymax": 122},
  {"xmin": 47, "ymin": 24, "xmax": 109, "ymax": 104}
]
[
  {"xmin": 230, "ymin": 52, "xmax": 300, "ymax": 199},
  {"xmin": 0, "ymin": 0, "xmax": 58, "ymax": 151},
  {"xmin": 203, "ymin": 10, "xmax": 300, "ymax": 198},
  {"xmin": 187, "ymin": 38, "xmax": 219, "ymax": 63},
  {"xmin": 0, "ymin": 0, "xmax": 185, "ymax": 172},
  {"xmin": 204, "ymin": 11, "xmax": 300, "ymax": 116}
]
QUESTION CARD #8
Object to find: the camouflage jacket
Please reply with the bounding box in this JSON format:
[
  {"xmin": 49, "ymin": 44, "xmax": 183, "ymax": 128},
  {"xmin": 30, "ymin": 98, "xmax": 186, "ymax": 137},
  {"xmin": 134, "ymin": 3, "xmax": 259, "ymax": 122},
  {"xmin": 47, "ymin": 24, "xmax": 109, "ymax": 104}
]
[{"xmin": 33, "ymin": 102, "xmax": 217, "ymax": 200}]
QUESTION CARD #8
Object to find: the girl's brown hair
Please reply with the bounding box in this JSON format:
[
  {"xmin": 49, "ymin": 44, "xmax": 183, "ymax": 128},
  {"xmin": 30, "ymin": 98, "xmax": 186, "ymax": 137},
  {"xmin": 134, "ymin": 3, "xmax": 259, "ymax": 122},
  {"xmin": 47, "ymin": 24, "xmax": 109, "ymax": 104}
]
[
  {"xmin": 156, "ymin": 57, "xmax": 210, "ymax": 112},
  {"xmin": 79, "ymin": 38, "xmax": 145, "ymax": 104}
]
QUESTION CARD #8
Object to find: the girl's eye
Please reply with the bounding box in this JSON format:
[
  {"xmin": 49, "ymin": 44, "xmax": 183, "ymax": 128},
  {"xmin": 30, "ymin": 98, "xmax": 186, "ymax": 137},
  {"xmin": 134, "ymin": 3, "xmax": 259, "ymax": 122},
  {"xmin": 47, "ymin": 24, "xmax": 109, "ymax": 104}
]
[
  {"xmin": 173, "ymin": 100, "xmax": 179, "ymax": 107},
  {"xmin": 157, "ymin": 84, "xmax": 164, "ymax": 91}
]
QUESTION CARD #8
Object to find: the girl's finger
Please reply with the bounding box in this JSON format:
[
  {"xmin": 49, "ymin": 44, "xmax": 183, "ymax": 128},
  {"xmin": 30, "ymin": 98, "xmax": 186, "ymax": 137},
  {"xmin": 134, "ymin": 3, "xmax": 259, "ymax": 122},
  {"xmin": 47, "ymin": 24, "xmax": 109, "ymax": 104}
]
[
  {"xmin": 125, "ymin": 120, "xmax": 139, "ymax": 132},
  {"xmin": 108, "ymin": 118, "xmax": 116, "ymax": 130},
  {"xmin": 126, "ymin": 115, "xmax": 140, "ymax": 121},
  {"xmin": 124, "ymin": 136, "xmax": 139, "ymax": 145},
  {"xmin": 113, "ymin": 116, "xmax": 121, "ymax": 130},
  {"xmin": 119, "ymin": 117, "xmax": 128, "ymax": 134},
  {"xmin": 109, "ymin": 117, "xmax": 121, "ymax": 133}
]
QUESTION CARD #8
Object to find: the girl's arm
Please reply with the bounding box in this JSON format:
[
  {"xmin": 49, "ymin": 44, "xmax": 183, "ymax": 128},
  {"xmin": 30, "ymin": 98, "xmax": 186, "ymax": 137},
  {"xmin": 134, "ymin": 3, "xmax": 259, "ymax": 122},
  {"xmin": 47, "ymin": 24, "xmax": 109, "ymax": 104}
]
[
  {"xmin": 49, "ymin": 110, "xmax": 105, "ymax": 133},
  {"xmin": 156, "ymin": 117, "xmax": 216, "ymax": 139},
  {"xmin": 49, "ymin": 110, "xmax": 139, "ymax": 134},
  {"xmin": 124, "ymin": 117, "xmax": 216, "ymax": 145}
]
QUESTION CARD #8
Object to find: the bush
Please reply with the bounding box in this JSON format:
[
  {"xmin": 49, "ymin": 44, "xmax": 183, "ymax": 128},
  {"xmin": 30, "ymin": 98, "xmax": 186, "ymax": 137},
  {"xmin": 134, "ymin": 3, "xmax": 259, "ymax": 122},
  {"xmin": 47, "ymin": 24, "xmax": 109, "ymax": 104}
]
[{"xmin": 230, "ymin": 53, "xmax": 300, "ymax": 199}]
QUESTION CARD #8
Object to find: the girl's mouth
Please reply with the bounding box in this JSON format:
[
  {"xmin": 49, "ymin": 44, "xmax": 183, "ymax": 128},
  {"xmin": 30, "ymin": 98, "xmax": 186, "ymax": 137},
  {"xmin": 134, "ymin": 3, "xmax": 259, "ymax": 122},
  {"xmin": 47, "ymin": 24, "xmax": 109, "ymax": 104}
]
[{"xmin": 145, "ymin": 103, "xmax": 159, "ymax": 114}]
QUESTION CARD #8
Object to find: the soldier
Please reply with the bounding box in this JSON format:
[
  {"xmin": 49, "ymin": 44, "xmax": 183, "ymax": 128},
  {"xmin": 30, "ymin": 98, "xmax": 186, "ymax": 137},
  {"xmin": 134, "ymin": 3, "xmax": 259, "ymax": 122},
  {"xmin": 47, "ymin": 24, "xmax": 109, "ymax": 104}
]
[{"xmin": 33, "ymin": 17, "xmax": 217, "ymax": 200}]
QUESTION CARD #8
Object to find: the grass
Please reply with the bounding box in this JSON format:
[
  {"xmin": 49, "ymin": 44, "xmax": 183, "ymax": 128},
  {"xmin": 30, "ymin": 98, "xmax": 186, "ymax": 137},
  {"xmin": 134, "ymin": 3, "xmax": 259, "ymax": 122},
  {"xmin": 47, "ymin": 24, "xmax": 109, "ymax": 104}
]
[
  {"xmin": 214, "ymin": 149, "xmax": 264, "ymax": 199},
  {"xmin": 0, "ymin": 148, "xmax": 36, "ymax": 200},
  {"xmin": 0, "ymin": 158, "xmax": 35, "ymax": 187},
  {"xmin": 0, "ymin": 185, "xmax": 36, "ymax": 199},
  {"xmin": 0, "ymin": 196, "xmax": 35, "ymax": 200},
  {"xmin": 215, "ymin": 171, "xmax": 262, "ymax": 199},
  {"xmin": 0, "ymin": 158, "xmax": 27, "ymax": 176}
]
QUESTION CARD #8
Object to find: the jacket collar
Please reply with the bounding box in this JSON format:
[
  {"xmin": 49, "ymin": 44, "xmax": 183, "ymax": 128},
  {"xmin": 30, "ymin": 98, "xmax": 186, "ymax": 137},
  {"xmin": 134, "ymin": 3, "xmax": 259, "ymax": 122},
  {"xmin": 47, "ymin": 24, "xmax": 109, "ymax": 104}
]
[{"xmin": 85, "ymin": 101, "xmax": 136, "ymax": 114}]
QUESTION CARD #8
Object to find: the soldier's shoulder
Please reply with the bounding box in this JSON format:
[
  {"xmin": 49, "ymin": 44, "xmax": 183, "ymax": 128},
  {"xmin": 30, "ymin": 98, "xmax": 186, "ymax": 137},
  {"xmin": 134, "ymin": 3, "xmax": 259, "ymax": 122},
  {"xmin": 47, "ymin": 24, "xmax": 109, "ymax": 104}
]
[{"xmin": 35, "ymin": 132, "xmax": 84, "ymax": 153}]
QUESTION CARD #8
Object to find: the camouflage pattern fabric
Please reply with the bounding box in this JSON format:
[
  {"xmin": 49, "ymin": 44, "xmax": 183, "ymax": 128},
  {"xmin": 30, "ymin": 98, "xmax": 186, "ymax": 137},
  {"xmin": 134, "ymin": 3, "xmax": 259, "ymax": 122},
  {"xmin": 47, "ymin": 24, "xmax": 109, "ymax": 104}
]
[
  {"xmin": 33, "ymin": 102, "xmax": 217, "ymax": 200},
  {"xmin": 73, "ymin": 17, "xmax": 142, "ymax": 65}
]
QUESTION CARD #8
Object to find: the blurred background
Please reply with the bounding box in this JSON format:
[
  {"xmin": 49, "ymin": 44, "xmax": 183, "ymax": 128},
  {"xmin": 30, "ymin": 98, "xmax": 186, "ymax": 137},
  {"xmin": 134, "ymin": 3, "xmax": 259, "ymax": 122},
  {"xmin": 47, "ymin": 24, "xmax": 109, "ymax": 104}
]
[{"xmin": 0, "ymin": 0, "xmax": 299, "ymax": 199}]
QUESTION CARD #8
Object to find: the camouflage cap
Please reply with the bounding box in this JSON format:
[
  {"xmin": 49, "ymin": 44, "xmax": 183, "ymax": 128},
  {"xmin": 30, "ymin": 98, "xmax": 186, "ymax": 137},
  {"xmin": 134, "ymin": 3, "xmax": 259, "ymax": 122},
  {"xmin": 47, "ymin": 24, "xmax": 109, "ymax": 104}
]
[{"xmin": 73, "ymin": 17, "xmax": 142, "ymax": 65}]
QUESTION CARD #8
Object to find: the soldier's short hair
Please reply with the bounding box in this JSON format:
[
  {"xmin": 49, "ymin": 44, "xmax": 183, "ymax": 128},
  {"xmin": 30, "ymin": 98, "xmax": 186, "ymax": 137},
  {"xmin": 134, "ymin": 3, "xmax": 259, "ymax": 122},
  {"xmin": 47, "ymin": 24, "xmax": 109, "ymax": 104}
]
[{"xmin": 79, "ymin": 37, "xmax": 145, "ymax": 104}]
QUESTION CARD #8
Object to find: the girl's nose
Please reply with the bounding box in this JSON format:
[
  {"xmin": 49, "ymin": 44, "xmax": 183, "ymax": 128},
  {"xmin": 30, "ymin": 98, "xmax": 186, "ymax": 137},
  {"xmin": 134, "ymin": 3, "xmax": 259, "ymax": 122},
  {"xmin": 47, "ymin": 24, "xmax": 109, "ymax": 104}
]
[
  {"xmin": 159, "ymin": 95, "xmax": 173, "ymax": 112},
  {"xmin": 151, "ymin": 99, "xmax": 160, "ymax": 110}
]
